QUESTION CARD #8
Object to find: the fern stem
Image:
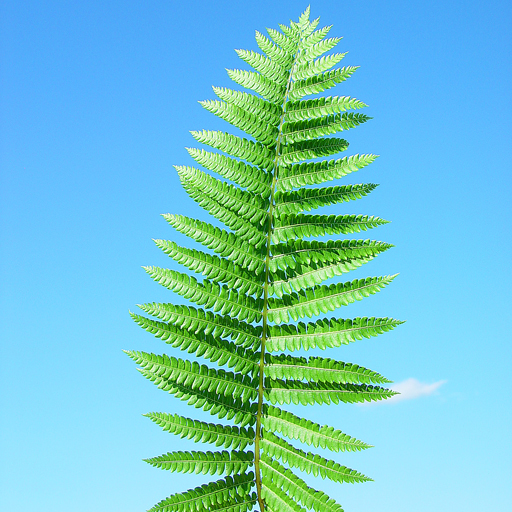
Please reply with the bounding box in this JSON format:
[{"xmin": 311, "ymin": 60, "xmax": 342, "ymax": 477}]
[{"xmin": 254, "ymin": 33, "xmax": 304, "ymax": 512}]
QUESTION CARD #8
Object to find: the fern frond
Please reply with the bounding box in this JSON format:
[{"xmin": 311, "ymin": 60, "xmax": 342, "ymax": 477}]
[
  {"xmin": 162, "ymin": 214, "xmax": 266, "ymax": 269},
  {"xmin": 186, "ymin": 148, "xmax": 271, "ymax": 195},
  {"xmin": 130, "ymin": 313, "xmax": 259, "ymax": 374},
  {"xmin": 191, "ymin": 130, "xmax": 274, "ymax": 170},
  {"xmin": 176, "ymin": 166, "xmax": 268, "ymax": 227},
  {"xmin": 293, "ymin": 52, "xmax": 348, "ymax": 81},
  {"xmin": 289, "ymin": 66, "xmax": 359, "ymax": 101},
  {"xmin": 148, "ymin": 472, "xmax": 255, "ymax": 512},
  {"xmin": 279, "ymin": 138, "xmax": 350, "ymax": 165},
  {"xmin": 285, "ymin": 96, "xmax": 367, "ymax": 122},
  {"xmin": 144, "ymin": 266, "xmax": 263, "ymax": 322},
  {"xmin": 268, "ymin": 316, "xmax": 404, "ymax": 352},
  {"xmin": 213, "ymin": 87, "xmax": 282, "ymax": 125},
  {"xmin": 144, "ymin": 412, "xmax": 255, "ymax": 450},
  {"xmin": 260, "ymin": 456, "xmax": 344, "ymax": 512},
  {"xmin": 227, "ymin": 69, "xmax": 285, "ymax": 103},
  {"xmin": 137, "ymin": 303, "xmax": 261, "ymax": 349},
  {"xmin": 255, "ymin": 31, "xmax": 293, "ymax": 68},
  {"xmin": 262, "ymin": 405, "xmax": 371, "ymax": 452},
  {"xmin": 267, "ymin": 275, "xmax": 397, "ymax": 323},
  {"xmin": 265, "ymin": 379, "xmax": 396, "ymax": 405},
  {"xmin": 144, "ymin": 450, "xmax": 254, "ymax": 476},
  {"xmin": 235, "ymin": 49, "xmax": 288, "ymax": 86},
  {"xmin": 135, "ymin": 366, "xmax": 257, "ymax": 426},
  {"xmin": 154, "ymin": 239, "xmax": 263, "ymax": 297},
  {"xmin": 302, "ymin": 37, "xmax": 342, "ymax": 61},
  {"xmin": 301, "ymin": 25, "xmax": 333, "ymax": 49},
  {"xmin": 266, "ymin": 355, "xmax": 392, "ymax": 385},
  {"xmin": 274, "ymin": 183, "xmax": 377, "ymax": 215},
  {"xmin": 272, "ymin": 213, "xmax": 388, "ymax": 243},
  {"xmin": 261, "ymin": 478, "xmax": 306, "ymax": 512},
  {"xmin": 277, "ymin": 153, "xmax": 378, "ymax": 191},
  {"xmin": 261, "ymin": 431, "xmax": 372, "ymax": 483},
  {"xmin": 266, "ymin": 27, "xmax": 297, "ymax": 54},
  {"xmin": 125, "ymin": 351, "xmax": 258, "ymax": 401},
  {"xmin": 282, "ymin": 113, "xmax": 370, "ymax": 144},
  {"xmin": 200, "ymin": 100, "xmax": 278, "ymax": 145}
]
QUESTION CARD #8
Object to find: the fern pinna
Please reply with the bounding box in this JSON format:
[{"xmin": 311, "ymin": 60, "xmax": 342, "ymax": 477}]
[{"xmin": 127, "ymin": 7, "xmax": 402, "ymax": 512}]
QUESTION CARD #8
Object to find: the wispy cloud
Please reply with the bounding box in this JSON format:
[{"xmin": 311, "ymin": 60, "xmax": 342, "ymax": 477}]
[
  {"xmin": 386, "ymin": 378, "xmax": 447, "ymax": 403},
  {"xmin": 360, "ymin": 378, "xmax": 446, "ymax": 405}
]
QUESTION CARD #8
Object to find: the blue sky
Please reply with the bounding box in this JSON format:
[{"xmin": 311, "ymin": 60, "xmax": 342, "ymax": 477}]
[{"xmin": 1, "ymin": 0, "xmax": 511, "ymax": 511}]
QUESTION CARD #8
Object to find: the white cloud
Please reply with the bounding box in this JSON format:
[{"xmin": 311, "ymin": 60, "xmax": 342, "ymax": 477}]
[
  {"xmin": 359, "ymin": 378, "xmax": 446, "ymax": 405},
  {"xmin": 386, "ymin": 378, "xmax": 447, "ymax": 403}
]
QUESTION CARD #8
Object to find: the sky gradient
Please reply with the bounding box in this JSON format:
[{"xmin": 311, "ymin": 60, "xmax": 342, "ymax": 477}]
[{"xmin": 1, "ymin": 1, "xmax": 511, "ymax": 511}]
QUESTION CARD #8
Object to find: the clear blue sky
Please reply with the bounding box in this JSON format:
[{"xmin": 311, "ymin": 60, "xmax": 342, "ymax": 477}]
[{"xmin": 1, "ymin": 1, "xmax": 511, "ymax": 511}]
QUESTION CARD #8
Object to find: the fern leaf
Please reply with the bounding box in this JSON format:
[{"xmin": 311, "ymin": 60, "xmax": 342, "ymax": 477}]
[
  {"xmin": 137, "ymin": 303, "xmax": 261, "ymax": 349},
  {"xmin": 261, "ymin": 478, "xmax": 306, "ymax": 512},
  {"xmin": 154, "ymin": 239, "xmax": 263, "ymax": 297},
  {"xmin": 266, "ymin": 27, "xmax": 297, "ymax": 54},
  {"xmin": 268, "ymin": 316, "xmax": 404, "ymax": 352},
  {"xmin": 144, "ymin": 450, "xmax": 254, "ymax": 476},
  {"xmin": 271, "ymin": 239, "xmax": 392, "ymax": 270},
  {"xmin": 162, "ymin": 214, "xmax": 266, "ymax": 269},
  {"xmin": 213, "ymin": 87, "xmax": 282, "ymax": 125},
  {"xmin": 255, "ymin": 31, "xmax": 293, "ymax": 68},
  {"xmin": 200, "ymin": 100, "xmax": 278, "ymax": 145},
  {"xmin": 293, "ymin": 52, "xmax": 348, "ymax": 81},
  {"xmin": 266, "ymin": 355, "xmax": 392, "ymax": 385},
  {"xmin": 144, "ymin": 412, "xmax": 255, "ymax": 450},
  {"xmin": 272, "ymin": 213, "xmax": 389, "ymax": 243},
  {"xmin": 282, "ymin": 112, "xmax": 371, "ymax": 144},
  {"xmin": 285, "ymin": 96, "xmax": 367, "ymax": 122},
  {"xmin": 144, "ymin": 266, "xmax": 263, "ymax": 323},
  {"xmin": 289, "ymin": 66, "xmax": 359, "ymax": 101},
  {"xmin": 265, "ymin": 378, "xmax": 396, "ymax": 405},
  {"xmin": 126, "ymin": 351, "xmax": 259, "ymax": 402},
  {"xmin": 274, "ymin": 183, "xmax": 377, "ymax": 215},
  {"xmin": 176, "ymin": 166, "xmax": 268, "ymax": 227},
  {"xmin": 302, "ymin": 37, "xmax": 342, "ymax": 61},
  {"xmin": 279, "ymin": 137, "xmax": 349, "ymax": 165},
  {"xmin": 130, "ymin": 313, "xmax": 259, "ymax": 374},
  {"xmin": 261, "ymin": 430, "xmax": 372, "ymax": 483},
  {"xmin": 135, "ymin": 366, "xmax": 257, "ymax": 426},
  {"xmin": 260, "ymin": 456, "xmax": 344, "ymax": 512},
  {"xmin": 148, "ymin": 472, "xmax": 255, "ymax": 512},
  {"xmin": 262, "ymin": 405, "xmax": 371, "ymax": 452},
  {"xmin": 235, "ymin": 49, "xmax": 288, "ymax": 86},
  {"xmin": 301, "ymin": 24, "xmax": 333, "ymax": 49},
  {"xmin": 227, "ymin": 69, "xmax": 285, "ymax": 103},
  {"xmin": 267, "ymin": 275, "xmax": 397, "ymax": 323},
  {"xmin": 277, "ymin": 153, "xmax": 378, "ymax": 191},
  {"xmin": 191, "ymin": 130, "xmax": 274, "ymax": 170},
  {"xmin": 186, "ymin": 147, "xmax": 271, "ymax": 195}
]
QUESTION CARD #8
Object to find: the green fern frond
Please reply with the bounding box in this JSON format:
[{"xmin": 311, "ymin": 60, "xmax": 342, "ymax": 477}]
[
  {"xmin": 265, "ymin": 378, "xmax": 396, "ymax": 405},
  {"xmin": 266, "ymin": 355, "xmax": 392, "ymax": 385},
  {"xmin": 260, "ymin": 456, "xmax": 344, "ymax": 512},
  {"xmin": 144, "ymin": 266, "xmax": 263, "ymax": 322},
  {"xmin": 272, "ymin": 213, "xmax": 389, "ymax": 243},
  {"xmin": 148, "ymin": 472, "xmax": 256, "ymax": 512},
  {"xmin": 129, "ymin": 9, "xmax": 402, "ymax": 511},
  {"xmin": 289, "ymin": 66, "xmax": 359, "ymax": 100},
  {"xmin": 137, "ymin": 303, "xmax": 261, "ymax": 349},
  {"xmin": 154, "ymin": 239, "xmax": 263, "ymax": 296},
  {"xmin": 262, "ymin": 405, "xmax": 371, "ymax": 452},
  {"xmin": 260, "ymin": 431, "xmax": 372, "ymax": 483},
  {"xmin": 267, "ymin": 275, "xmax": 397, "ymax": 322},
  {"xmin": 130, "ymin": 313, "xmax": 259, "ymax": 374},
  {"xmin": 144, "ymin": 413, "xmax": 255, "ymax": 450},
  {"xmin": 267, "ymin": 316, "xmax": 404, "ymax": 352},
  {"xmin": 144, "ymin": 450, "xmax": 254, "ymax": 476},
  {"xmin": 277, "ymin": 153, "xmax": 378, "ymax": 191},
  {"xmin": 191, "ymin": 130, "xmax": 274, "ymax": 170}
]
